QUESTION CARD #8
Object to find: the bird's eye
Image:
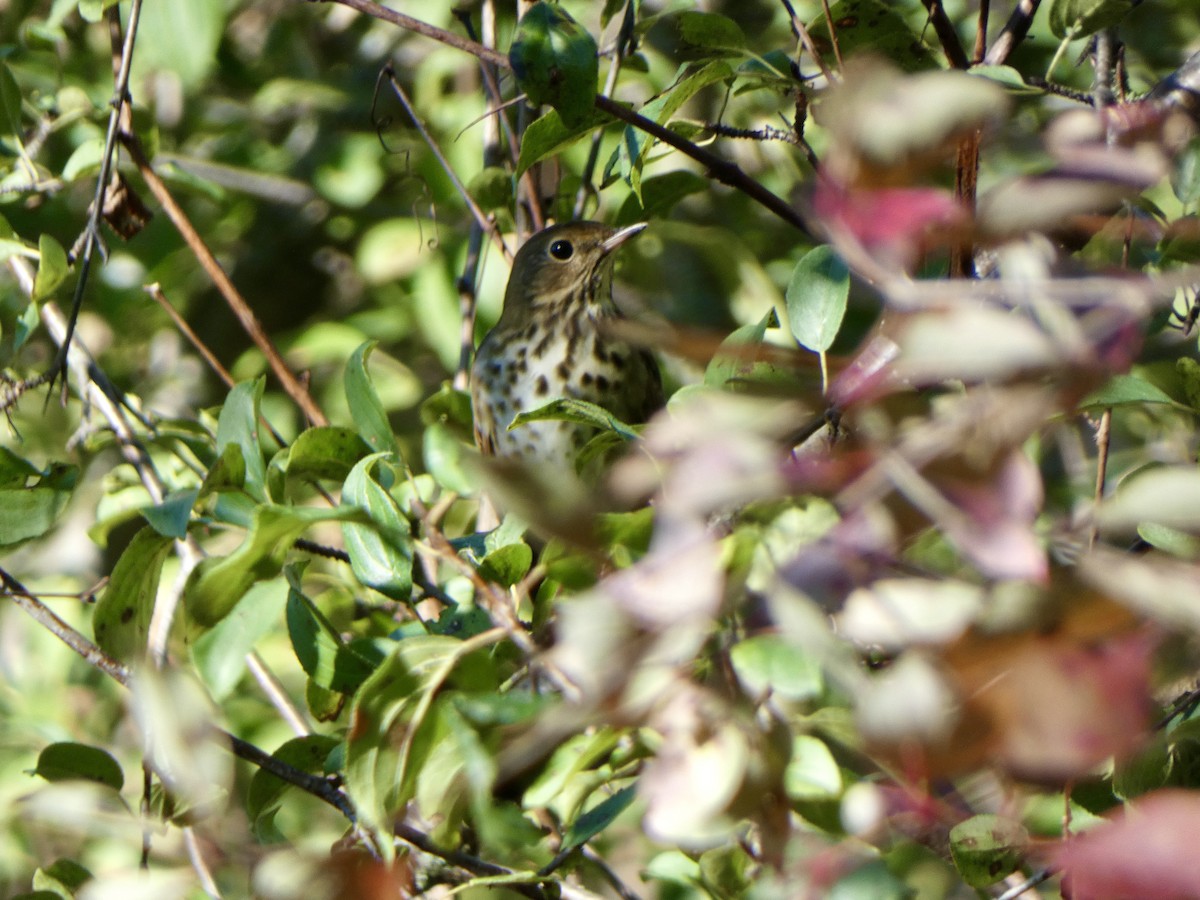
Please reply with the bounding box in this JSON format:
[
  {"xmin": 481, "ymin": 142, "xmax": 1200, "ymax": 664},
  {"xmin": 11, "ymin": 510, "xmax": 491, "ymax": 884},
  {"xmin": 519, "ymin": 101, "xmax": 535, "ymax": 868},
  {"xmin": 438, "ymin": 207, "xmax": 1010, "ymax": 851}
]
[{"xmin": 549, "ymin": 239, "xmax": 574, "ymax": 261}]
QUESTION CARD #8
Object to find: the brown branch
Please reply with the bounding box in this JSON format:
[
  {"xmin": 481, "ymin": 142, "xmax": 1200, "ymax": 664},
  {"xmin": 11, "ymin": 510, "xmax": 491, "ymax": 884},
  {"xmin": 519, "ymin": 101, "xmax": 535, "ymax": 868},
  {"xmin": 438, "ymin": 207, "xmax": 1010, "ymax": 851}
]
[
  {"xmin": 920, "ymin": 0, "xmax": 970, "ymax": 70},
  {"xmin": 983, "ymin": 0, "xmax": 1041, "ymax": 67},
  {"xmin": 120, "ymin": 131, "xmax": 328, "ymax": 427},
  {"xmin": 312, "ymin": 0, "xmax": 813, "ymax": 238}
]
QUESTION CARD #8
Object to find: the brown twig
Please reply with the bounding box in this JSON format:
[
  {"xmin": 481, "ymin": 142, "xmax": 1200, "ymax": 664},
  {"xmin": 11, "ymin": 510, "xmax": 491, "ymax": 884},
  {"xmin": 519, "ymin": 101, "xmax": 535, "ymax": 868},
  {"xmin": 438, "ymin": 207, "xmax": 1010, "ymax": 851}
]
[
  {"xmin": 983, "ymin": 0, "xmax": 1042, "ymax": 67},
  {"xmin": 312, "ymin": 0, "xmax": 814, "ymax": 238},
  {"xmin": 973, "ymin": 0, "xmax": 990, "ymax": 64},
  {"xmin": 920, "ymin": 0, "xmax": 970, "ymax": 70},
  {"xmin": 50, "ymin": 0, "xmax": 145, "ymax": 391},
  {"xmin": 120, "ymin": 131, "xmax": 328, "ymax": 427}
]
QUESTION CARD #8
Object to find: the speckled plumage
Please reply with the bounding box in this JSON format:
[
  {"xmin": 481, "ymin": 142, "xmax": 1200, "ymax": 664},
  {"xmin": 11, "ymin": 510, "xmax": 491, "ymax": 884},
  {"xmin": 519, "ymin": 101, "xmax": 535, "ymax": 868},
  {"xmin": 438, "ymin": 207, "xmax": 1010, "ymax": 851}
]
[{"xmin": 471, "ymin": 221, "xmax": 662, "ymax": 467}]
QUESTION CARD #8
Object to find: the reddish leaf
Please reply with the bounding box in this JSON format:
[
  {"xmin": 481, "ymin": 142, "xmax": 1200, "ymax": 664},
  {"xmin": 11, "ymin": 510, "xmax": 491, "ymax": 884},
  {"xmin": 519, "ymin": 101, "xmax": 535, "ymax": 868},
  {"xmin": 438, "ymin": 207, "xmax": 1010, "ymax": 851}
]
[{"xmin": 1055, "ymin": 790, "xmax": 1200, "ymax": 900}]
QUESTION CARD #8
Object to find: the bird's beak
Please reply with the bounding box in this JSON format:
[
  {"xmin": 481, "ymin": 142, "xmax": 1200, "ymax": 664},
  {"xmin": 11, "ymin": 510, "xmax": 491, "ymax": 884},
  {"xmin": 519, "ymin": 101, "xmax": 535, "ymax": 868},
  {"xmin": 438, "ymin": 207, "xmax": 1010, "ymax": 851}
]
[{"xmin": 601, "ymin": 222, "xmax": 647, "ymax": 254}]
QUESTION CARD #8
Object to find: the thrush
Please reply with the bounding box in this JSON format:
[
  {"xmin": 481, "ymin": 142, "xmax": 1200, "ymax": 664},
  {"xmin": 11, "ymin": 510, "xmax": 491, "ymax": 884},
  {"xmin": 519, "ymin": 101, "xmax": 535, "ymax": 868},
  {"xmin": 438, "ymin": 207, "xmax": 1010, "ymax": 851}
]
[{"xmin": 471, "ymin": 221, "xmax": 663, "ymax": 467}]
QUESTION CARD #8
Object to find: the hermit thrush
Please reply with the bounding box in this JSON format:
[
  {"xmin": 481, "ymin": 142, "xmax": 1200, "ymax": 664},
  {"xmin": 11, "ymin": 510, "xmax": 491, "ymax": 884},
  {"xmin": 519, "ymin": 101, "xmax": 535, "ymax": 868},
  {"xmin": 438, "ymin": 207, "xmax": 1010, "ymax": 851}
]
[{"xmin": 471, "ymin": 221, "xmax": 662, "ymax": 467}]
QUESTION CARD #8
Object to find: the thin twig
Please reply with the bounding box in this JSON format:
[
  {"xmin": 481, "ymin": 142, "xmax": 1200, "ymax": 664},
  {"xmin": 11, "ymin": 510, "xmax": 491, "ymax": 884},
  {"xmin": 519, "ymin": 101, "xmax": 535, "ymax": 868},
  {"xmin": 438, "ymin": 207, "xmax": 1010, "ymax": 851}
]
[
  {"xmin": 995, "ymin": 868, "xmax": 1054, "ymax": 900},
  {"xmin": 974, "ymin": 0, "xmax": 990, "ymax": 64},
  {"xmin": 574, "ymin": 0, "xmax": 636, "ymax": 219},
  {"xmin": 983, "ymin": 0, "xmax": 1042, "ymax": 67},
  {"xmin": 120, "ymin": 131, "xmax": 328, "ymax": 427},
  {"xmin": 50, "ymin": 0, "xmax": 145, "ymax": 389},
  {"xmin": 377, "ymin": 67, "xmax": 510, "ymax": 262},
  {"xmin": 778, "ymin": 0, "xmax": 836, "ymax": 84},
  {"xmin": 920, "ymin": 0, "xmax": 970, "ymax": 69},
  {"xmin": 313, "ymin": 0, "xmax": 814, "ymax": 238}
]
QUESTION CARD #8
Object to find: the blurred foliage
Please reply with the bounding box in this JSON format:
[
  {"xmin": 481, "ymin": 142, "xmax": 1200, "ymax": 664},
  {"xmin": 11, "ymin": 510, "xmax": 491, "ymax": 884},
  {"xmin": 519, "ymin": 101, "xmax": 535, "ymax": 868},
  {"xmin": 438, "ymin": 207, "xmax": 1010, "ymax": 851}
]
[{"xmin": 6, "ymin": 0, "xmax": 1200, "ymax": 898}]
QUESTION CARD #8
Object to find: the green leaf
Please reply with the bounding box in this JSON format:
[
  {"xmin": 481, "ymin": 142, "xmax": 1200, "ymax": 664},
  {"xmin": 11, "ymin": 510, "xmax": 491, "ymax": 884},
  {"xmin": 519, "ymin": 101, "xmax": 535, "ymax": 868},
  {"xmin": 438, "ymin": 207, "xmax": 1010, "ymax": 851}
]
[
  {"xmin": 0, "ymin": 62, "xmax": 22, "ymax": 138},
  {"xmin": 35, "ymin": 742, "xmax": 124, "ymax": 791},
  {"xmin": 33, "ymin": 234, "xmax": 68, "ymax": 301},
  {"xmin": 510, "ymin": 397, "xmax": 639, "ymax": 441},
  {"xmin": 61, "ymin": 137, "xmax": 105, "ymax": 182},
  {"xmin": 215, "ymin": 378, "xmax": 268, "ymax": 502},
  {"xmin": 285, "ymin": 426, "xmax": 371, "ymax": 484},
  {"xmin": 704, "ymin": 308, "xmax": 779, "ymax": 388},
  {"xmin": 130, "ymin": 0, "xmax": 226, "ymax": 90},
  {"xmin": 32, "ymin": 858, "xmax": 92, "ymax": 898},
  {"xmin": 563, "ymin": 785, "xmax": 637, "ymax": 850},
  {"xmin": 1137, "ymin": 522, "xmax": 1200, "ymax": 560},
  {"xmin": 1078, "ymin": 374, "xmax": 1179, "ymax": 410},
  {"xmin": 784, "ymin": 735, "xmax": 841, "ymax": 800},
  {"xmin": 141, "ymin": 488, "xmax": 198, "ymax": 538},
  {"xmin": 476, "ymin": 543, "xmax": 533, "ymax": 587},
  {"xmin": 341, "ymin": 452, "xmax": 413, "ymax": 602},
  {"xmin": 192, "ymin": 578, "xmax": 288, "ymax": 700},
  {"xmin": 423, "ymin": 422, "xmax": 474, "ymax": 494},
  {"xmin": 77, "ymin": 0, "xmax": 121, "ymax": 23},
  {"xmin": 285, "ymin": 567, "xmax": 381, "ymax": 693},
  {"xmin": 344, "ymin": 635, "xmax": 479, "ymax": 842},
  {"xmin": 786, "ymin": 245, "xmax": 850, "ymax": 355},
  {"xmin": 93, "ymin": 526, "xmax": 174, "ymax": 662},
  {"xmin": 948, "ymin": 814, "xmax": 1027, "ymax": 887},
  {"xmin": 0, "ymin": 460, "xmax": 77, "ymax": 549},
  {"xmin": 516, "ymin": 108, "xmax": 613, "ymax": 177},
  {"xmin": 509, "ymin": 1, "xmax": 599, "ymax": 127},
  {"xmin": 730, "ymin": 635, "xmax": 823, "ymax": 701},
  {"xmin": 187, "ymin": 504, "xmax": 357, "ymax": 626},
  {"xmin": 809, "ymin": 0, "xmax": 937, "ymax": 71},
  {"xmin": 1177, "ymin": 357, "xmax": 1200, "ymax": 409},
  {"xmin": 676, "ymin": 11, "xmax": 745, "ymax": 51},
  {"xmin": 970, "ymin": 65, "xmax": 1043, "ymax": 95},
  {"xmin": 246, "ymin": 734, "xmax": 339, "ymax": 841},
  {"xmin": 1048, "ymin": 0, "xmax": 1134, "ymax": 39},
  {"xmin": 345, "ymin": 342, "xmax": 399, "ymax": 455}
]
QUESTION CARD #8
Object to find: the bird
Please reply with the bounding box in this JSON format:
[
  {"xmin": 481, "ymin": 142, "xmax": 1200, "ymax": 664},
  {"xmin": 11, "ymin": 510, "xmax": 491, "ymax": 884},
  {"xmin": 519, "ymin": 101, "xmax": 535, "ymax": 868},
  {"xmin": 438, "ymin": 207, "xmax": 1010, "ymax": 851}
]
[{"xmin": 470, "ymin": 221, "xmax": 663, "ymax": 468}]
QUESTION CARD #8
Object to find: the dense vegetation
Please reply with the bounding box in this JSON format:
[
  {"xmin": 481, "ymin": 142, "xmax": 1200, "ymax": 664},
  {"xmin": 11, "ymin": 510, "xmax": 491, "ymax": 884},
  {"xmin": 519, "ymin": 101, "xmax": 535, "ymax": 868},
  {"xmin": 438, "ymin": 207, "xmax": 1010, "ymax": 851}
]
[{"xmin": 5, "ymin": 0, "xmax": 1200, "ymax": 897}]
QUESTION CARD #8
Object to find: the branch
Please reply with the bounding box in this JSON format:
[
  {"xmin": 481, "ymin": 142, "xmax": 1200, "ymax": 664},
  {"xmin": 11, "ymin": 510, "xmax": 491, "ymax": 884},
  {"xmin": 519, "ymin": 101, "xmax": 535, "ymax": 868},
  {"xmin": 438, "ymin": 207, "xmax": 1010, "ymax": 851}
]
[
  {"xmin": 120, "ymin": 131, "xmax": 329, "ymax": 427},
  {"xmin": 310, "ymin": 0, "xmax": 814, "ymax": 238},
  {"xmin": 983, "ymin": 0, "xmax": 1042, "ymax": 67},
  {"xmin": 920, "ymin": 0, "xmax": 970, "ymax": 70},
  {"xmin": 50, "ymin": 0, "xmax": 145, "ymax": 388}
]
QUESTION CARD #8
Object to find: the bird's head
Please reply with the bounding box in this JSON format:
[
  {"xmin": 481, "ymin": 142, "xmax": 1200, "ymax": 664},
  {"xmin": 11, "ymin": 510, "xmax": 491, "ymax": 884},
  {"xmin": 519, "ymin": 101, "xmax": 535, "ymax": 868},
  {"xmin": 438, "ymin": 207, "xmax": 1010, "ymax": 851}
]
[{"xmin": 500, "ymin": 221, "xmax": 646, "ymax": 319}]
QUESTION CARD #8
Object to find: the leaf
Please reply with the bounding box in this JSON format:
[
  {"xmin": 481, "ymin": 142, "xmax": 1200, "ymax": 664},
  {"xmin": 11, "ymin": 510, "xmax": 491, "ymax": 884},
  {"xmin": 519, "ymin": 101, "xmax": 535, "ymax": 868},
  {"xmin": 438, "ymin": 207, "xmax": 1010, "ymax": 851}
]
[
  {"xmin": 509, "ymin": 397, "xmax": 639, "ymax": 441},
  {"xmin": 140, "ymin": 488, "xmax": 198, "ymax": 538},
  {"xmin": 786, "ymin": 245, "xmax": 849, "ymax": 355},
  {"xmin": 0, "ymin": 458, "xmax": 76, "ymax": 549},
  {"xmin": 285, "ymin": 567, "xmax": 381, "ymax": 693},
  {"xmin": 285, "ymin": 426, "xmax": 372, "ymax": 484},
  {"xmin": 1099, "ymin": 466, "xmax": 1200, "ymax": 534},
  {"xmin": 32, "ymin": 858, "xmax": 92, "ymax": 897},
  {"xmin": 345, "ymin": 342, "xmax": 399, "ymax": 455},
  {"xmin": 730, "ymin": 635, "xmax": 823, "ymax": 701},
  {"xmin": 192, "ymin": 578, "xmax": 288, "ymax": 700},
  {"xmin": 1173, "ymin": 137, "xmax": 1200, "ymax": 207},
  {"xmin": 516, "ymin": 108, "xmax": 613, "ymax": 177},
  {"xmin": 35, "ymin": 742, "xmax": 124, "ymax": 791},
  {"xmin": 215, "ymin": 378, "xmax": 267, "ymax": 502},
  {"xmin": 949, "ymin": 815, "xmax": 1027, "ymax": 888},
  {"xmin": 131, "ymin": 0, "xmax": 226, "ymax": 90},
  {"xmin": 0, "ymin": 62, "xmax": 22, "ymax": 138},
  {"xmin": 676, "ymin": 11, "xmax": 745, "ymax": 51},
  {"xmin": 33, "ymin": 233, "xmax": 68, "ymax": 301},
  {"xmin": 703, "ymin": 308, "xmax": 779, "ymax": 388},
  {"xmin": 784, "ymin": 735, "xmax": 841, "ymax": 801},
  {"xmin": 509, "ymin": 1, "xmax": 599, "ymax": 127},
  {"xmin": 187, "ymin": 504, "xmax": 357, "ymax": 626},
  {"xmin": 341, "ymin": 452, "xmax": 413, "ymax": 602},
  {"xmin": 563, "ymin": 785, "xmax": 637, "ymax": 850},
  {"xmin": 808, "ymin": 0, "xmax": 937, "ymax": 72},
  {"xmin": 246, "ymin": 734, "xmax": 339, "ymax": 841},
  {"xmin": 93, "ymin": 526, "xmax": 174, "ymax": 662},
  {"xmin": 1049, "ymin": 0, "xmax": 1134, "ymax": 39},
  {"xmin": 476, "ymin": 543, "xmax": 533, "ymax": 588},
  {"xmin": 344, "ymin": 635, "xmax": 480, "ymax": 843},
  {"xmin": 423, "ymin": 422, "xmax": 474, "ymax": 494},
  {"xmin": 1079, "ymin": 374, "xmax": 1179, "ymax": 410}
]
